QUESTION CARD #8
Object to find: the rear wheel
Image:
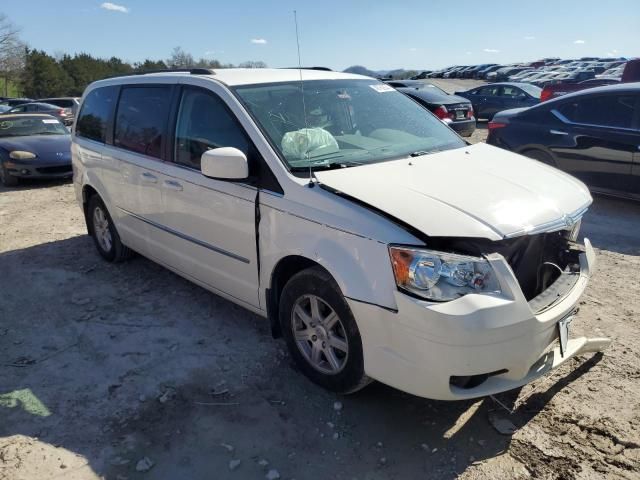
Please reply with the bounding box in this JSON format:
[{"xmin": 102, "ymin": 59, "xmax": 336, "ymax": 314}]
[
  {"xmin": 88, "ymin": 195, "xmax": 133, "ymax": 262},
  {"xmin": 0, "ymin": 163, "xmax": 19, "ymax": 187},
  {"xmin": 522, "ymin": 149, "xmax": 556, "ymax": 167},
  {"xmin": 279, "ymin": 266, "xmax": 370, "ymax": 394}
]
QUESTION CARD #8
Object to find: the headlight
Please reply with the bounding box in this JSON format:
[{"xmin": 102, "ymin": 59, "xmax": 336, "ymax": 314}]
[
  {"xmin": 9, "ymin": 151, "xmax": 37, "ymax": 160},
  {"xmin": 389, "ymin": 246, "xmax": 502, "ymax": 301}
]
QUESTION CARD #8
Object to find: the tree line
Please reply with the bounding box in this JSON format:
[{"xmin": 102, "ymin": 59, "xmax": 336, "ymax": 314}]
[{"xmin": 0, "ymin": 13, "xmax": 266, "ymax": 99}]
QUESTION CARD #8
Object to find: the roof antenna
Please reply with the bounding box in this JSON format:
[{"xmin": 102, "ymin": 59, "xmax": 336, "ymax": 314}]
[{"xmin": 293, "ymin": 10, "xmax": 316, "ymax": 188}]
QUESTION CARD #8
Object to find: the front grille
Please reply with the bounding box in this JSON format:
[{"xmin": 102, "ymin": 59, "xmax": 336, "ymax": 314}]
[{"xmin": 36, "ymin": 165, "xmax": 72, "ymax": 174}]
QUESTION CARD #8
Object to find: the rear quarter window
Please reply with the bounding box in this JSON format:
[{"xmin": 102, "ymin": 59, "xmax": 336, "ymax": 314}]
[
  {"xmin": 76, "ymin": 86, "xmax": 119, "ymax": 143},
  {"xmin": 44, "ymin": 99, "xmax": 74, "ymax": 108},
  {"xmin": 557, "ymin": 94, "xmax": 637, "ymax": 129}
]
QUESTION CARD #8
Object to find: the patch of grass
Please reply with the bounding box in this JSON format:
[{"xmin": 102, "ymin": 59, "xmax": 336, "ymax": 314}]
[{"xmin": 0, "ymin": 77, "xmax": 22, "ymax": 97}]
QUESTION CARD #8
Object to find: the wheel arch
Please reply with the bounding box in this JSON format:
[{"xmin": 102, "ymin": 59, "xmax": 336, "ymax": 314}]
[
  {"xmin": 81, "ymin": 184, "xmax": 99, "ymax": 234},
  {"xmin": 517, "ymin": 145, "xmax": 558, "ymax": 167},
  {"xmin": 266, "ymin": 255, "xmax": 332, "ymax": 338}
]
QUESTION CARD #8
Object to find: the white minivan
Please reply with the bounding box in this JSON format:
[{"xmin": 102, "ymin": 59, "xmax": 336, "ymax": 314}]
[{"xmin": 72, "ymin": 68, "xmax": 610, "ymax": 400}]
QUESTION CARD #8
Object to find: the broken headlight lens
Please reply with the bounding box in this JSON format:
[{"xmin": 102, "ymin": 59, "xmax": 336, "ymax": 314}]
[{"xmin": 389, "ymin": 246, "xmax": 502, "ymax": 301}]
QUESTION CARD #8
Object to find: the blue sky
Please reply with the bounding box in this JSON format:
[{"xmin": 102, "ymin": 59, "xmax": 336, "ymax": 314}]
[{"xmin": 4, "ymin": 0, "xmax": 638, "ymax": 70}]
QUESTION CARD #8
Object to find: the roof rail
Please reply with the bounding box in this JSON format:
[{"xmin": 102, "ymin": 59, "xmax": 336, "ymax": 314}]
[
  {"xmin": 135, "ymin": 68, "xmax": 214, "ymax": 75},
  {"xmin": 104, "ymin": 68, "xmax": 215, "ymax": 80},
  {"xmin": 280, "ymin": 66, "xmax": 333, "ymax": 71}
]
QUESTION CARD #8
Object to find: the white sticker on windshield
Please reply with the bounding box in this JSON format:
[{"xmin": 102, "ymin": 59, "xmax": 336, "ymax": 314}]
[
  {"xmin": 42, "ymin": 119, "xmax": 59, "ymax": 124},
  {"xmin": 369, "ymin": 84, "xmax": 395, "ymax": 93}
]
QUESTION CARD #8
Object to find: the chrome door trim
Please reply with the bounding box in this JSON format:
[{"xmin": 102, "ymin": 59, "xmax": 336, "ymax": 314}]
[{"xmin": 118, "ymin": 207, "xmax": 250, "ymax": 264}]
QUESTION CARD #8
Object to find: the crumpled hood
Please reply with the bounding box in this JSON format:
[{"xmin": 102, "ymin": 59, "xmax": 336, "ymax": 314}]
[
  {"xmin": 0, "ymin": 134, "xmax": 71, "ymax": 155},
  {"xmin": 315, "ymin": 143, "xmax": 591, "ymax": 240}
]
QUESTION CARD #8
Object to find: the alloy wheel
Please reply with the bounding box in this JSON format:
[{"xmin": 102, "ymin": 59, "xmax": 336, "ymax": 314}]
[
  {"xmin": 93, "ymin": 206, "xmax": 113, "ymax": 252},
  {"xmin": 291, "ymin": 294, "xmax": 349, "ymax": 375}
]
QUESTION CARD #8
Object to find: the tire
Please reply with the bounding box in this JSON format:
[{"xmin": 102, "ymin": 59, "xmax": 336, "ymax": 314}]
[
  {"xmin": 522, "ymin": 149, "xmax": 556, "ymax": 167},
  {"xmin": 279, "ymin": 266, "xmax": 371, "ymax": 394},
  {"xmin": 87, "ymin": 195, "xmax": 133, "ymax": 262},
  {"xmin": 0, "ymin": 163, "xmax": 19, "ymax": 187}
]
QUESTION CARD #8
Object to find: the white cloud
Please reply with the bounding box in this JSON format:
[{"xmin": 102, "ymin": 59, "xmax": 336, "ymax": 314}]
[
  {"xmin": 483, "ymin": 48, "xmax": 500, "ymax": 53},
  {"xmin": 408, "ymin": 47, "xmax": 418, "ymax": 52},
  {"xmin": 250, "ymin": 38, "xmax": 267, "ymax": 45},
  {"xmin": 204, "ymin": 50, "xmax": 216, "ymax": 56},
  {"xmin": 100, "ymin": 2, "xmax": 129, "ymax": 13},
  {"xmin": 524, "ymin": 36, "xmax": 535, "ymax": 40},
  {"xmin": 466, "ymin": 51, "xmax": 472, "ymax": 55},
  {"xmin": 605, "ymin": 49, "xmax": 619, "ymax": 56},
  {"xmin": 573, "ymin": 39, "xmax": 585, "ymax": 44}
]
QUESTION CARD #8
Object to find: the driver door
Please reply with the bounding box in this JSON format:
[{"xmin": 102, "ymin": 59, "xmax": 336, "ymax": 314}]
[{"xmin": 150, "ymin": 85, "xmax": 260, "ymax": 309}]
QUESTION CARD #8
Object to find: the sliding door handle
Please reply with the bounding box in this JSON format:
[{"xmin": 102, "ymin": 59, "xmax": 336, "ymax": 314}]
[
  {"xmin": 140, "ymin": 172, "xmax": 158, "ymax": 184},
  {"xmin": 163, "ymin": 179, "xmax": 183, "ymax": 191}
]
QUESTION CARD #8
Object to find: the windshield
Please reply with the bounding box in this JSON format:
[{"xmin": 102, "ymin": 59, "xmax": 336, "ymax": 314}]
[
  {"xmin": 0, "ymin": 116, "xmax": 68, "ymax": 137},
  {"xmin": 234, "ymin": 79, "xmax": 465, "ymax": 171}
]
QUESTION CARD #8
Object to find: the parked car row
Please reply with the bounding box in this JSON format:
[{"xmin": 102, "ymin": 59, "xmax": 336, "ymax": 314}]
[
  {"xmin": 0, "ymin": 97, "xmax": 80, "ymax": 126},
  {"xmin": 426, "ymin": 57, "xmax": 629, "ymax": 85}
]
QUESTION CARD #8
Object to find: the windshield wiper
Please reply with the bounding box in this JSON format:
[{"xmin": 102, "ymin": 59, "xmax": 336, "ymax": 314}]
[
  {"xmin": 409, "ymin": 149, "xmax": 443, "ymax": 157},
  {"xmin": 290, "ymin": 160, "xmax": 363, "ymax": 172}
]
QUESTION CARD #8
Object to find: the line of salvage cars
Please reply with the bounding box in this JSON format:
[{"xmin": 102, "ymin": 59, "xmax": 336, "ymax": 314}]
[{"xmin": 1, "ymin": 64, "xmax": 638, "ymax": 402}]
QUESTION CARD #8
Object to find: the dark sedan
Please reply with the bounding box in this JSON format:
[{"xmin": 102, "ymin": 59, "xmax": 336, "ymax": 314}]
[
  {"xmin": 4, "ymin": 102, "xmax": 74, "ymax": 126},
  {"xmin": 0, "ymin": 114, "xmax": 72, "ymax": 186},
  {"xmin": 397, "ymin": 85, "xmax": 476, "ymax": 137},
  {"xmin": 455, "ymin": 83, "xmax": 541, "ymax": 120},
  {"xmin": 0, "ymin": 98, "xmax": 33, "ymax": 107},
  {"xmin": 486, "ymin": 83, "xmax": 640, "ymax": 200}
]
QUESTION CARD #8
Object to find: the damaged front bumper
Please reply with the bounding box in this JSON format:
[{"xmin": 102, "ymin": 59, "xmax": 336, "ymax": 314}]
[{"xmin": 348, "ymin": 238, "xmax": 611, "ymax": 400}]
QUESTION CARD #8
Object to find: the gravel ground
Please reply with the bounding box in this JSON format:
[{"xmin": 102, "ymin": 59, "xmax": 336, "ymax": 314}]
[{"xmin": 1, "ymin": 80, "xmax": 639, "ymax": 480}]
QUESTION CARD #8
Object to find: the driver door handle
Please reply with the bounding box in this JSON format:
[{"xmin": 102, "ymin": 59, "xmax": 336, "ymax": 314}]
[{"xmin": 550, "ymin": 129, "xmax": 568, "ymax": 136}]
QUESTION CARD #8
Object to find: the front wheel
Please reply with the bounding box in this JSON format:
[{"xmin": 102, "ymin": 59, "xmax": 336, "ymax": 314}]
[
  {"xmin": 88, "ymin": 195, "xmax": 133, "ymax": 262},
  {"xmin": 279, "ymin": 266, "xmax": 371, "ymax": 394},
  {"xmin": 0, "ymin": 163, "xmax": 19, "ymax": 187}
]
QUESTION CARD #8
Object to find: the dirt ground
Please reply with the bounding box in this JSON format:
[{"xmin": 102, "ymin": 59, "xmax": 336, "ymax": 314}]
[{"xmin": 1, "ymin": 80, "xmax": 640, "ymax": 480}]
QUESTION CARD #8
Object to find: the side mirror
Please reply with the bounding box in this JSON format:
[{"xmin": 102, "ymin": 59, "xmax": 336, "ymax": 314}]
[{"xmin": 201, "ymin": 147, "xmax": 248, "ymax": 180}]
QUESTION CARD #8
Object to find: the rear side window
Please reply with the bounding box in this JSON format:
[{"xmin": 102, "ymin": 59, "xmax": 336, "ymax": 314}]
[
  {"xmin": 114, "ymin": 86, "xmax": 172, "ymax": 159},
  {"xmin": 477, "ymin": 86, "xmax": 498, "ymax": 96},
  {"xmin": 557, "ymin": 95, "xmax": 637, "ymax": 129},
  {"xmin": 43, "ymin": 99, "xmax": 73, "ymax": 108},
  {"xmin": 76, "ymin": 86, "xmax": 118, "ymax": 143},
  {"xmin": 499, "ymin": 86, "xmax": 525, "ymax": 98},
  {"xmin": 174, "ymin": 88, "xmax": 250, "ymax": 169}
]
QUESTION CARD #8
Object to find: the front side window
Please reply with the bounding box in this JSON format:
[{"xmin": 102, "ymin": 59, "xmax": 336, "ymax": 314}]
[
  {"xmin": 557, "ymin": 95, "xmax": 637, "ymax": 129},
  {"xmin": 234, "ymin": 79, "xmax": 465, "ymax": 171},
  {"xmin": 76, "ymin": 86, "xmax": 118, "ymax": 143},
  {"xmin": 174, "ymin": 88, "xmax": 250, "ymax": 169},
  {"xmin": 114, "ymin": 86, "xmax": 171, "ymax": 158}
]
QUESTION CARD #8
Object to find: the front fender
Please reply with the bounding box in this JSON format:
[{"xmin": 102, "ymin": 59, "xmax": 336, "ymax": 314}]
[{"xmin": 258, "ymin": 204, "xmax": 399, "ymax": 312}]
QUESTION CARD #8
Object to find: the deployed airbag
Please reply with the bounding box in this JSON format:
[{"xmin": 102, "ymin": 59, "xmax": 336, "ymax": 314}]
[{"xmin": 281, "ymin": 128, "xmax": 339, "ymax": 160}]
